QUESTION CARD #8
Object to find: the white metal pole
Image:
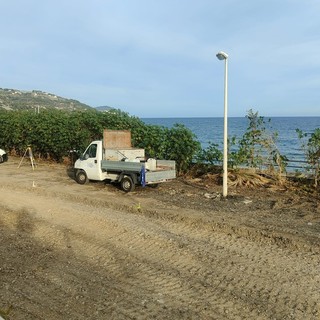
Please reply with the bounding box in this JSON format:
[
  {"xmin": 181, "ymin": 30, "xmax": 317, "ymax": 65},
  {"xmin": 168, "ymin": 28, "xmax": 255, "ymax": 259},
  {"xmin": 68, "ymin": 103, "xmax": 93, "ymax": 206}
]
[
  {"xmin": 222, "ymin": 58, "xmax": 228, "ymax": 197},
  {"xmin": 216, "ymin": 51, "xmax": 229, "ymax": 197}
]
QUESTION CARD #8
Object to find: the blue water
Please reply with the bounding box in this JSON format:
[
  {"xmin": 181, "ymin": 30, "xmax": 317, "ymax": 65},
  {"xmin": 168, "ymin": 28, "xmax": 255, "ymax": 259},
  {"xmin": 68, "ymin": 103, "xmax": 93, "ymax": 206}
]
[{"xmin": 142, "ymin": 117, "xmax": 320, "ymax": 169}]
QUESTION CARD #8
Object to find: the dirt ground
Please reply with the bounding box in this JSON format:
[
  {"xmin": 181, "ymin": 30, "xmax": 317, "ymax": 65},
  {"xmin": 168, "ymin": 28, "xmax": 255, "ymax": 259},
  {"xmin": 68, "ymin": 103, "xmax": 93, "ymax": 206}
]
[{"xmin": 0, "ymin": 157, "xmax": 319, "ymax": 320}]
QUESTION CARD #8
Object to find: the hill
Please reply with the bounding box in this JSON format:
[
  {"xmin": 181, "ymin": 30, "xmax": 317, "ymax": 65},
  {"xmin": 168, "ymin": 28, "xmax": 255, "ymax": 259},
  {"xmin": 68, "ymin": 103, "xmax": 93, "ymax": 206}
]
[
  {"xmin": 95, "ymin": 105, "xmax": 114, "ymax": 112},
  {"xmin": 0, "ymin": 88, "xmax": 92, "ymax": 111}
]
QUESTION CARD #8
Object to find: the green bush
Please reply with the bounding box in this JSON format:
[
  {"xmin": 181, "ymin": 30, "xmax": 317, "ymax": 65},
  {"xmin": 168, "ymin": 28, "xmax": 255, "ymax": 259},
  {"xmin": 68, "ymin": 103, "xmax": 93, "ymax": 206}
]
[
  {"xmin": 195, "ymin": 109, "xmax": 287, "ymax": 179},
  {"xmin": 0, "ymin": 109, "xmax": 200, "ymax": 173},
  {"xmin": 296, "ymin": 128, "xmax": 320, "ymax": 187},
  {"xmin": 196, "ymin": 142, "xmax": 222, "ymax": 165}
]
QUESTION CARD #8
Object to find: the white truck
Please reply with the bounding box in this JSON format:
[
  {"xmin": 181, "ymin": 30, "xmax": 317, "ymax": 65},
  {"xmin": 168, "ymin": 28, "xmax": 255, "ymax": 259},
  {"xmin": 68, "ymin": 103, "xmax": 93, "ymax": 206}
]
[{"xmin": 74, "ymin": 130, "xmax": 176, "ymax": 192}]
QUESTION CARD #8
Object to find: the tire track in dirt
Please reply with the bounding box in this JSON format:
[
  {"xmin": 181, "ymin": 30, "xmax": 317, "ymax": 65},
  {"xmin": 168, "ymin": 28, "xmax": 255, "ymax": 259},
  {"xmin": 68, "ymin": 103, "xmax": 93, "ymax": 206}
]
[
  {"xmin": 3, "ymin": 159, "xmax": 320, "ymax": 250},
  {"xmin": 4, "ymin": 172, "xmax": 320, "ymax": 256},
  {"xmin": 1, "ymin": 161, "xmax": 320, "ymax": 319},
  {"xmin": 1, "ymin": 184, "xmax": 320, "ymax": 319},
  {"xmin": 135, "ymin": 218, "xmax": 320, "ymax": 319}
]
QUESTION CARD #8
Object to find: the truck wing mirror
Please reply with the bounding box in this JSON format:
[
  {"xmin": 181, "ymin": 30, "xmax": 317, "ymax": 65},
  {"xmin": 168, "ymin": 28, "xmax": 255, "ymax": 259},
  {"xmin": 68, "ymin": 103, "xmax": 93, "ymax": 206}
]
[{"xmin": 79, "ymin": 154, "xmax": 89, "ymax": 161}]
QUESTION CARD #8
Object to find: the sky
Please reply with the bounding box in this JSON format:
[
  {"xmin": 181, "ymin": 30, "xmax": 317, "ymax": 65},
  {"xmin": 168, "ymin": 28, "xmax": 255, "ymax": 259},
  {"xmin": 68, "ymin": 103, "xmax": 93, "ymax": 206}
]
[{"xmin": 0, "ymin": 0, "xmax": 320, "ymax": 118}]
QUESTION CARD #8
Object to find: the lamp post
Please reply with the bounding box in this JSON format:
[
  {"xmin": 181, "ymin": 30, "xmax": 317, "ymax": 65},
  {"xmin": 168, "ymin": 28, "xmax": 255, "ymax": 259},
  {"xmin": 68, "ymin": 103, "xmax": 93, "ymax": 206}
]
[{"xmin": 216, "ymin": 51, "xmax": 228, "ymax": 197}]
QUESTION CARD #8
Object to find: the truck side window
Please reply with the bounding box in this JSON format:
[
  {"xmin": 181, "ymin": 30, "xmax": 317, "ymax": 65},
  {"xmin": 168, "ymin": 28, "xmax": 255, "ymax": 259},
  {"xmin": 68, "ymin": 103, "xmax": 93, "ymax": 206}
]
[{"xmin": 87, "ymin": 144, "xmax": 97, "ymax": 158}]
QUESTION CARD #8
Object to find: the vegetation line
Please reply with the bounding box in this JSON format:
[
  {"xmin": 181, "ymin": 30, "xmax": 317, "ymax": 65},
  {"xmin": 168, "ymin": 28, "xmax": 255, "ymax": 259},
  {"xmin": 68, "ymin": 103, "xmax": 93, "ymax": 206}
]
[{"xmin": 0, "ymin": 108, "xmax": 319, "ymax": 188}]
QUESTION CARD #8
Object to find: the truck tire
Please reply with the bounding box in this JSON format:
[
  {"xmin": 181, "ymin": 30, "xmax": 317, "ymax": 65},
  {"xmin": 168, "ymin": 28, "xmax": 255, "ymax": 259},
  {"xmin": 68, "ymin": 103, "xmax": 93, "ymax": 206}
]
[
  {"xmin": 120, "ymin": 175, "xmax": 135, "ymax": 192},
  {"xmin": 75, "ymin": 170, "xmax": 88, "ymax": 185},
  {"xmin": 0, "ymin": 155, "xmax": 3, "ymax": 164}
]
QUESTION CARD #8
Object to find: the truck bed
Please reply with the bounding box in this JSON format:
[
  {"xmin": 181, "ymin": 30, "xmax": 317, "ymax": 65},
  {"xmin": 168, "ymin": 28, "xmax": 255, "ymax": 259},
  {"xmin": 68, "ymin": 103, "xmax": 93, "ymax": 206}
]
[{"xmin": 101, "ymin": 159, "xmax": 176, "ymax": 184}]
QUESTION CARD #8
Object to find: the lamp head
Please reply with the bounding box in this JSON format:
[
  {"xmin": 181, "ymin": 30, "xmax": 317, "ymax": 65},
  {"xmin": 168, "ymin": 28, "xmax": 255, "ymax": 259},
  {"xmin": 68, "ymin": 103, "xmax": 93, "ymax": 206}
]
[{"xmin": 216, "ymin": 51, "xmax": 228, "ymax": 60}]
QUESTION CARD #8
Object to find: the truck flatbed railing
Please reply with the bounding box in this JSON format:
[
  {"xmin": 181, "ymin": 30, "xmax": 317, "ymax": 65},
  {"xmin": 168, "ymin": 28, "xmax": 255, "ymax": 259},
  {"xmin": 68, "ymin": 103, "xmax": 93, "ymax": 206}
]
[{"xmin": 101, "ymin": 160, "xmax": 143, "ymax": 173}]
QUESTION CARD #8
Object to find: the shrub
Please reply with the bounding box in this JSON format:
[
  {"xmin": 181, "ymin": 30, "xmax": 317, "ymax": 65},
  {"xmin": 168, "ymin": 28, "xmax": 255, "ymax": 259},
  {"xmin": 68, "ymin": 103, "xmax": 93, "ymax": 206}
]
[
  {"xmin": 296, "ymin": 128, "xmax": 320, "ymax": 187},
  {"xmin": 0, "ymin": 109, "xmax": 200, "ymax": 172}
]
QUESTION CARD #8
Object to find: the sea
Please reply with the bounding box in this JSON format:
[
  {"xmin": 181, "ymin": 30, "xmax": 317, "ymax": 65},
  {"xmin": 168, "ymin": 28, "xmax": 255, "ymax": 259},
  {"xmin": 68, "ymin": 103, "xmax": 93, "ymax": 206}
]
[{"xmin": 142, "ymin": 117, "xmax": 320, "ymax": 171}]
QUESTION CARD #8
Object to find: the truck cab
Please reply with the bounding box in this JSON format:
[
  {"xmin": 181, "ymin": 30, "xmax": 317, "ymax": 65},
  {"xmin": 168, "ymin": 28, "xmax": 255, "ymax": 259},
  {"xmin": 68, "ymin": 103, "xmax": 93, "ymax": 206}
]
[{"xmin": 75, "ymin": 141, "xmax": 105, "ymax": 181}]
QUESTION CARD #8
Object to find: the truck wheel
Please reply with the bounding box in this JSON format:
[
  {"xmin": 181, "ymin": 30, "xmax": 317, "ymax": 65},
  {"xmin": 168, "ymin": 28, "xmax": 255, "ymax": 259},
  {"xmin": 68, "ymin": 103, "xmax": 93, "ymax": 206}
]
[
  {"xmin": 75, "ymin": 170, "xmax": 88, "ymax": 185},
  {"xmin": 0, "ymin": 155, "xmax": 3, "ymax": 164},
  {"xmin": 120, "ymin": 176, "xmax": 135, "ymax": 192}
]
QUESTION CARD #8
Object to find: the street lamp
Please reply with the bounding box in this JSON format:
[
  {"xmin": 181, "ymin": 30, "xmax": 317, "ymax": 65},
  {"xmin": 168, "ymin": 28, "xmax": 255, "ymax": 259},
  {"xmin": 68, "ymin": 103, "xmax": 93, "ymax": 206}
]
[{"xmin": 216, "ymin": 51, "xmax": 228, "ymax": 197}]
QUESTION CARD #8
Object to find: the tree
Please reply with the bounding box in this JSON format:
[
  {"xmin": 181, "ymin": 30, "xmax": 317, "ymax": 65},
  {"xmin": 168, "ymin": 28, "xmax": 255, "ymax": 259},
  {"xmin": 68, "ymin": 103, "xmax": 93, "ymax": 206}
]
[
  {"xmin": 296, "ymin": 128, "xmax": 320, "ymax": 187},
  {"xmin": 235, "ymin": 109, "xmax": 287, "ymax": 175}
]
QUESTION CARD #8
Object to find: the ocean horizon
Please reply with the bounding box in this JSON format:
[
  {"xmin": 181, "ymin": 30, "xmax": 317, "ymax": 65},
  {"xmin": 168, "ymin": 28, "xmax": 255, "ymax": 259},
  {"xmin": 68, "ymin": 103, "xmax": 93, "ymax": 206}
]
[{"xmin": 142, "ymin": 116, "xmax": 320, "ymax": 171}]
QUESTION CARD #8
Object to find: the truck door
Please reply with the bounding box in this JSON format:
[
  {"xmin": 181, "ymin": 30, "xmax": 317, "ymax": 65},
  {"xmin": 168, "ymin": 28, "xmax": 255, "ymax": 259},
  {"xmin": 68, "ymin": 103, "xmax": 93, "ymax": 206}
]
[{"xmin": 82, "ymin": 143, "xmax": 101, "ymax": 180}]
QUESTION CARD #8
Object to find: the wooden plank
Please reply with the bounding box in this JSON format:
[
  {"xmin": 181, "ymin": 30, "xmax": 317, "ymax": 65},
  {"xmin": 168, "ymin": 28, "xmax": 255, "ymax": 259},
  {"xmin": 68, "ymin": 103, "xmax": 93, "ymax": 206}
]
[{"xmin": 103, "ymin": 130, "xmax": 132, "ymax": 149}]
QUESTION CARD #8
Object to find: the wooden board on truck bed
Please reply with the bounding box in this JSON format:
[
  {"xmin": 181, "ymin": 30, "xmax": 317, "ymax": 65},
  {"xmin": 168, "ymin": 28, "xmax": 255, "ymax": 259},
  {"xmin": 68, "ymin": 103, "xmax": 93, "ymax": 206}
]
[{"xmin": 103, "ymin": 130, "xmax": 132, "ymax": 149}]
